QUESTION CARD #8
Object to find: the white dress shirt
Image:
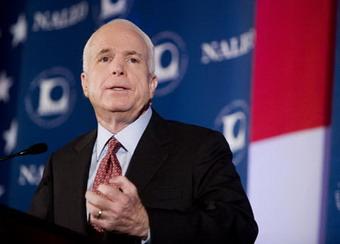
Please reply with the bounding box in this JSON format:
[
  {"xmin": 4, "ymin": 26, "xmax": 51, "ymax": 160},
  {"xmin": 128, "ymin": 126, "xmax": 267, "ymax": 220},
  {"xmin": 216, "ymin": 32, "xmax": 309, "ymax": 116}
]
[
  {"xmin": 87, "ymin": 107, "xmax": 152, "ymax": 190},
  {"xmin": 86, "ymin": 107, "xmax": 152, "ymax": 243}
]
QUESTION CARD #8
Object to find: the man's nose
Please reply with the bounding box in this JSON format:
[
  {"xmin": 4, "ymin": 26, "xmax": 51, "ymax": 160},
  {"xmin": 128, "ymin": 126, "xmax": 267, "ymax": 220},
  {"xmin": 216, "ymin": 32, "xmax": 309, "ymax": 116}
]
[{"xmin": 111, "ymin": 60, "xmax": 124, "ymax": 76}]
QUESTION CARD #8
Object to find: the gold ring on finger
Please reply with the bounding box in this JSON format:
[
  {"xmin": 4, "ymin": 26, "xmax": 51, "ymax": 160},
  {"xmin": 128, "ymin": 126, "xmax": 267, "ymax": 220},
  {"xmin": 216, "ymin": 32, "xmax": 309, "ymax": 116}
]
[{"xmin": 96, "ymin": 210, "xmax": 102, "ymax": 219}]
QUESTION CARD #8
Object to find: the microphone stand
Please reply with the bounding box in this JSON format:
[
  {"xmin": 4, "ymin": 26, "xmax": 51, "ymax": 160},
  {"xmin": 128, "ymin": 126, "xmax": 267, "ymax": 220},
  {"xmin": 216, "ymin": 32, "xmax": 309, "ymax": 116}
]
[{"xmin": 0, "ymin": 143, "xmax": 48, "ymax": 161}]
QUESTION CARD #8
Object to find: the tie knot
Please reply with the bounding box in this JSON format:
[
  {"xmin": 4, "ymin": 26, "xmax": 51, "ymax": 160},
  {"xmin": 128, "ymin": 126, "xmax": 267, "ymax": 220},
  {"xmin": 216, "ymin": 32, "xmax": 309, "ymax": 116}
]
[{"xmin": 107, "ymin": 137, "xmax": 121, "ymax": 153}]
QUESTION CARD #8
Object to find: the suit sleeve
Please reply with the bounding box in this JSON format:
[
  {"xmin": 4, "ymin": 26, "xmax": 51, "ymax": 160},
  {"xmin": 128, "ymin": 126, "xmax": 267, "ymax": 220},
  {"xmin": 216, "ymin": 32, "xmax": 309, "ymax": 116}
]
[
  {"xmin": 29, "ymin": 155, "xmax": 54, "ymax": 222},
  {"xmin": 147, "ymin": 131, "xmax": 258, "ymax": 244}
]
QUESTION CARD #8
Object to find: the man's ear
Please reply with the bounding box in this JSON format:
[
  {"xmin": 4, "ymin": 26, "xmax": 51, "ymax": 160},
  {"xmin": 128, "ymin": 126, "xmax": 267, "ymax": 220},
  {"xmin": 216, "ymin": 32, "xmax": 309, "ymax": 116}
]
[
  {"xmin": 149, "ymin": 74, "xmax": 158, "ymax": 97},
  {"xmin": 81, "ymin": 72, "xmax": 89, "ymax": 97}
]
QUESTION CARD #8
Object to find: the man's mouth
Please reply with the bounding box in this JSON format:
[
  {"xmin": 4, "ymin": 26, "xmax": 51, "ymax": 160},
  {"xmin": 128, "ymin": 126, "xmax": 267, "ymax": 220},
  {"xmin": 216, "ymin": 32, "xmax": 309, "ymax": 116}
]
[
  {"xmin": 107, "ymin": 85, "xmax": 130, "ymax": 91},
  {"xmin": 111, "ymin": 87, "xmax": 127, "ymax": 91}
]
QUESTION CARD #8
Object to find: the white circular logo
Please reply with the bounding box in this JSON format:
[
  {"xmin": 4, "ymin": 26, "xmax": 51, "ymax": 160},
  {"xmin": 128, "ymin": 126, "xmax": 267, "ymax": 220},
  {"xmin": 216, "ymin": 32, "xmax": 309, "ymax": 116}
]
[
  {"xmin": 152, "ymin": 31, "xmax": 188, "ymax": 96},
  {"xmin": 92, "ymin": 0, "xmax": 134, "ymax": 25},
  {"xmin": 214, "ymin": 100, "xmax": 249, "ymax": 165},
  {"xmin": 25, "ymin": 67, "xmax": 77, "ymax": 129},
  {"xmin": 336, "ymin": 182, "xmax": 340, "ymax": 211}
]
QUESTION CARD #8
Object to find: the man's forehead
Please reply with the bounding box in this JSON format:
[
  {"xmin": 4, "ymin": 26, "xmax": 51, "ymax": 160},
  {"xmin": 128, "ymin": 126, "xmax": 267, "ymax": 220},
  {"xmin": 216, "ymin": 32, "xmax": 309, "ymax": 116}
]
[
  {"xmin": 96, "ymin": 23, "xmax": 145, "ymax": 43},
  {"xmin": 89, "ymin": 27, "xmax": 147, "ymax": 54}
]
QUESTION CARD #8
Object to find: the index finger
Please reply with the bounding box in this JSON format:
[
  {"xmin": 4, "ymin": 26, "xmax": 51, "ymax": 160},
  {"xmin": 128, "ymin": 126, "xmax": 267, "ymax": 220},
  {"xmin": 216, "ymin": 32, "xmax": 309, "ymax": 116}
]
[
  {"xmin": 97, "ymin": 183, "xmax": 125, "ymax": 202},
  {"xmin": 109, "ymin": 176, "xmax": 138, "ymax": 196}
]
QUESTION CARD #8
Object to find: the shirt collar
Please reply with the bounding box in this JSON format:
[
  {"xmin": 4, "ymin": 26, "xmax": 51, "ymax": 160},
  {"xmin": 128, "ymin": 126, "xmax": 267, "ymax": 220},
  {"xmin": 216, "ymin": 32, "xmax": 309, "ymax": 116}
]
[{"xmin": 96, "ymin": 107, "xmax": 152, "ymax": 159}]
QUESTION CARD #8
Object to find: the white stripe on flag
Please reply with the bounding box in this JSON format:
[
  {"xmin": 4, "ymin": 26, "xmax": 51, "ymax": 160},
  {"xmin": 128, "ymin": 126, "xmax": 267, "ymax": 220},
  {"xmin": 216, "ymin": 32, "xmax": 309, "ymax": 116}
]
[{"xmin": 248, "ymin": 127, "xmax": 328, "ymax": 244}]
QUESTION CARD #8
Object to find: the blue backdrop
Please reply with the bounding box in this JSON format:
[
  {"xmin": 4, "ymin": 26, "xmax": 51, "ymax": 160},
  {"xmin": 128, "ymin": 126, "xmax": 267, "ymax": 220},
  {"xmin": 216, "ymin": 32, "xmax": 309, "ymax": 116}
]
[
  {"xmin": 324, "ymin": 0, "xmax": 340, "ymax": 242},
  {"xmin": 0, "ymin": 0, "xmax": 255, "ymax": 212}
]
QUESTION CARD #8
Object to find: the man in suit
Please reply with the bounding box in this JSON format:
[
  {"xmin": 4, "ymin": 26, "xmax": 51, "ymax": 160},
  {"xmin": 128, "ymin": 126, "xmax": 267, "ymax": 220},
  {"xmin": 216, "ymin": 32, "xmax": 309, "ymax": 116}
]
[{"xmin": 30, "ymin": 19, "xmax": 258, "ymax": 243}]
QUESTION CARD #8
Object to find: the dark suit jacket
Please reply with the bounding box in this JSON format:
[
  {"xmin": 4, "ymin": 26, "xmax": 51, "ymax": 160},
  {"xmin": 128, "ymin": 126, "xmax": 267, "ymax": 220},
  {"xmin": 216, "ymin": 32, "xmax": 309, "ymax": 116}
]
[{"xmin": 30, "ymin": 111, "xmax": 258, "ymax": 243}]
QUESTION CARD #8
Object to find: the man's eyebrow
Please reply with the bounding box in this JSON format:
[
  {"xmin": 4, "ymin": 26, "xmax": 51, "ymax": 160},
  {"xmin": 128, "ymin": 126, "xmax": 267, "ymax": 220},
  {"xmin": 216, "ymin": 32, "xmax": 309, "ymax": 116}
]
[
  {"xmin": 123, "ymin": 50, "xmax": 143, "ymax": 58},
  {"xmin": 95, "ymin": 48, "xmax": 111, "ymax": 57},
  {"xmin": 94, "ymin": 49, "xmax": 143, "ymax": 58}
]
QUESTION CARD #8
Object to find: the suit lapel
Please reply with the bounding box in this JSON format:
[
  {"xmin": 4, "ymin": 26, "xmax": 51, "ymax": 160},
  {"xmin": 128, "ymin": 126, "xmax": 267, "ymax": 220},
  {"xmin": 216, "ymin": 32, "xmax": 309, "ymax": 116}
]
[
  {"xmin": 126, "ymin": 112, "xmax": 171, "ymax": 193},
  {"xmin": 61, "ymin": 112, "xmax": 170, "ymax": 232},
  {"xmin": 67, "ymin": 130, "xmax": 96, "ymax": 233}
]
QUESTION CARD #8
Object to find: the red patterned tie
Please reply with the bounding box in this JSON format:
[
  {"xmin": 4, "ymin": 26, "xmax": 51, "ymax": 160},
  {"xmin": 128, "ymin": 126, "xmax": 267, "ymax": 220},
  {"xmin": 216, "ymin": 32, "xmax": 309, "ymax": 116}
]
[
  {"xmin": 91, "ymin": 137, "xmax": 122, "ymax": 232},
  {"xmin": 92, "ymin": 137, "xmax": 122, "ymax": 192}
]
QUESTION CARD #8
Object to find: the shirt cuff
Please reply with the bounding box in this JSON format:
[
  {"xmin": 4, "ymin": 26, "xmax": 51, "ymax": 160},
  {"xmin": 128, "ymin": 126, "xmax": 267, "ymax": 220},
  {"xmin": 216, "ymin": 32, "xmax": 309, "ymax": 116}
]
[{"xmin": 141, "ymin": 228, "xmax": 151, "ymax": 244}]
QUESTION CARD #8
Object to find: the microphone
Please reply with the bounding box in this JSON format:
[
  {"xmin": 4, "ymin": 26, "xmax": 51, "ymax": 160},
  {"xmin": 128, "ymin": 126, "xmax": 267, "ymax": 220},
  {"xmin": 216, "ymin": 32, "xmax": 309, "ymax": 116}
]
[{"xmin": 0, "ymin": 143, "xmax": 48, "ymax": 161}]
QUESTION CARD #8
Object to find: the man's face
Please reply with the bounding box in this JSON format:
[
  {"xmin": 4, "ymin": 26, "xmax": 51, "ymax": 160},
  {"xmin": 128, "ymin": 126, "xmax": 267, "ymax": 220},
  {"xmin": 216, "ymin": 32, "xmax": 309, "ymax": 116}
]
[{"xmin": 81, "ymin": 22, "xmax": 157, "ymax": 123}]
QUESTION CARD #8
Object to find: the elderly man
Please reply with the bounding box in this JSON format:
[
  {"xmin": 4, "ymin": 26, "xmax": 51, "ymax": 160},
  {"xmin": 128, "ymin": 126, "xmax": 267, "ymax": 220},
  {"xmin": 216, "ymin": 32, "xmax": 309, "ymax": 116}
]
[{"xmin": 30, "ymin": 19, "xmax": 258, "ymax": 243}]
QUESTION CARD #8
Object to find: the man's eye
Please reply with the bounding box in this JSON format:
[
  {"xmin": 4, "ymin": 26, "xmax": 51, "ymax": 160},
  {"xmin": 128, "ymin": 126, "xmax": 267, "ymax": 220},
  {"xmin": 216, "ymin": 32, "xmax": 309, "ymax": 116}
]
[
  {"xmin": 128, "ymin": 57, "xmax": 140, "ymax": 63},
  {"xmin": 99, "ymin": 56, "xmax": 110, "ymax": 62}
]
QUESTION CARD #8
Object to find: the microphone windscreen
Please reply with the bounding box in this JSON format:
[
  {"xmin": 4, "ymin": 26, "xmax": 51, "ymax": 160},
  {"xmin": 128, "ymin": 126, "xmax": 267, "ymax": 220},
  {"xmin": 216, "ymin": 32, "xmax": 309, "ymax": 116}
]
[{"xmin": 26, "ymin": 143, "xmax": 48, "ymax": 155}]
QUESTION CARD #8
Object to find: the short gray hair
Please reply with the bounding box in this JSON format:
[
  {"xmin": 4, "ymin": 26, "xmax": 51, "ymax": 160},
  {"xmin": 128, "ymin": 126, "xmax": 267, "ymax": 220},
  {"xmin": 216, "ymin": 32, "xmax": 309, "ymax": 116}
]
[{"xmin": 82, "ymin": 19, "xmax": 155, "ymax": 74}]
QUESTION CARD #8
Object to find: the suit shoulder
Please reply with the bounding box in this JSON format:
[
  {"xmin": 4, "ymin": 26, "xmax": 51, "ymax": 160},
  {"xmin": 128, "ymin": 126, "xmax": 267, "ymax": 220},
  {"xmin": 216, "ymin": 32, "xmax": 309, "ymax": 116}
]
[
  {"xmin": 164, "ymin": 119, "xmax": 225, "ymax": 141},
  {"xmin": 160, "ymin": 118, "xmax": 232, "ymax": 158},
  {"xmin": 53, "ymin": 130, "xmax": 96, "ymax": 155}
]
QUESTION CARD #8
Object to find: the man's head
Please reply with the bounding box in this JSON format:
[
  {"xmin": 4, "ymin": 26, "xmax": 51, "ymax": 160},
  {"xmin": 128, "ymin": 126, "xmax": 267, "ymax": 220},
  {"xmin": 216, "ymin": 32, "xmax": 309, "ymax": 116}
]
[
  {"xmin": 81, "ymin": 19, "xmax": 158, "ymax": 131},
  {"xmin": 82, "ymin": 19, "xmax": 155, "ymax": 74}
]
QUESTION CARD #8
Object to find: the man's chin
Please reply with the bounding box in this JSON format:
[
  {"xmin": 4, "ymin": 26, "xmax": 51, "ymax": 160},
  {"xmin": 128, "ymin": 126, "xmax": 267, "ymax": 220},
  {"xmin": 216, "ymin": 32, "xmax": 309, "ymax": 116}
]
[
  {"xmin": 103, "ymin": 102, "xmax": 131, "ymax": 112},
  {"xmin": 108, "ymin": 107, "xmax": 131, "ymax": 113},
  {"xmin": 108, "ymin": 106, "xmax": 148, "ymax": 119}
]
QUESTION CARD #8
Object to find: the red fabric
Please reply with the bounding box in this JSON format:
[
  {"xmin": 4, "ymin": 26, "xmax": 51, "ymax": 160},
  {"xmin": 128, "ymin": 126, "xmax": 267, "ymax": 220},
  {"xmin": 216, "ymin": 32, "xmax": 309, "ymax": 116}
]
[
  {"xmin": 251, "ymin": 0, "xmax": 336, "ymax": 141},
  {"xmin": 92, "ymin": 137, "xmax": 122, "ymax": 191},
  {"xmin": 92, "ymin": 137, "xmax": 122, "ymax": 232}
]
